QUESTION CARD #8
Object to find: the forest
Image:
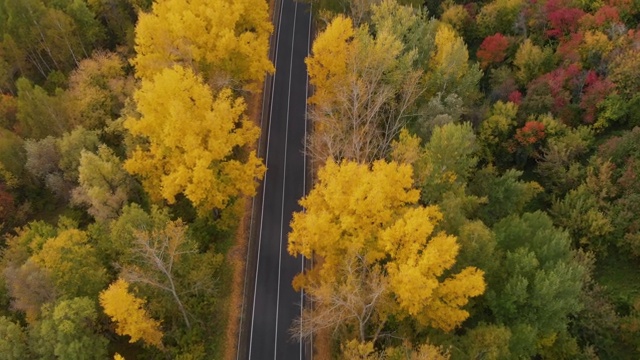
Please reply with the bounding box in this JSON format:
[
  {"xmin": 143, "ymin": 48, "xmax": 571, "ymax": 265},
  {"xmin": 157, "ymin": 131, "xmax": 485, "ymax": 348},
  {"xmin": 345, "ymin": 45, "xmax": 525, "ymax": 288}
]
[
  {"xmin": 0, "ymin": 0, "xmax": 271, "ymax": 358},
  {"xmin": 0, "ymin": 0, "xmax": 640, "ymax": 359}
]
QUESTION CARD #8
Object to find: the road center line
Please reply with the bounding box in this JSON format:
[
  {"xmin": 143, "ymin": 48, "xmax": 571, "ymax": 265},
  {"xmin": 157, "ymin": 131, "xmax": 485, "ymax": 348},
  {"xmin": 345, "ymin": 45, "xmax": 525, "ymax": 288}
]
[
  {"xmin": 273, "ymin": 1, "xmax": 298, "ymax": 357},
  {"xmin": 248, "ymin": 0, "xmax": 285, "ymax": 357}
]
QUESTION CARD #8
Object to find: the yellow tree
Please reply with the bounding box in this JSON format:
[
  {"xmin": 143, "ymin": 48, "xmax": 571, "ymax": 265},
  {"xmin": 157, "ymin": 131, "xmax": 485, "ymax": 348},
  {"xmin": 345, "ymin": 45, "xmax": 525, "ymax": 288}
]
[
  {"xmin": 288, "ymin": 160, "xmax": 485, "ymax": 343},
  {"xmin": 131, "ymin": 0, "xmax": 273, "ymax": 90},
  {"xmin": 99, "ymin": 279, "xmax": 164, "ymax": 348},
  {"xmin": 124, "ymin": 66, "xmax": 265, "ymax": 214},
  {"xmin": 305, "ymin": 14, "xmax": 424, "ymax": 163},
  {"xmin": 31, "ymin": 228, "xmax": 108, "ymax": 300}
]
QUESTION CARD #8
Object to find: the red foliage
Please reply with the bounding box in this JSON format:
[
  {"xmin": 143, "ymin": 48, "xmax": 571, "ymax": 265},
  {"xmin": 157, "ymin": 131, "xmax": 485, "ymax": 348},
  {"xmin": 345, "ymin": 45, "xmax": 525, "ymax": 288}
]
[
  {"xmin": 515, "ymin": 121, "xmax": 546, "ymax": 146},
  {"xmin": 580, "ymin": 73, "xmax": 615, "ymax": 123},
  {"xmin": 508, "ymin": 90, "xmax": 523, "ymax": 105},
  {"xmin": 525, "ymin": 63, "xmax": 612, "ymax": 124},
  {"xmin": 545, "ymin": 0, "xmax": 586, "ymax": 38},
  {"xmin": 595, "ymin": 5, "xmax": 621, "ymax": 26},
  {"xmin": 507, "ymin": 121, "xmax": 546, "ymax": 155},
  {"xmin": 556, "ymin": 32, "xmax": 583, "ymax": 63},
  {"xmin": 580, "ymin": 5, "xmax": 621, "ymax": 28},
  {"xmin": 584, "ymin": 70, "xmax": 599, "ymax": 86},
  {"xmin": 598, "ymin": 135, "xmax": 622, "ymax": 158},
  {"xmin": 617, "ymin": 158, "xmax": 639, "ymax": 191},
  {"xmin": 477, "ymin": 33, "xmax": 510, "ymax": 68},
  {"xmin": 627, "ymin": 29, "xmax": 640, "ymax": 49},
  {"xmin": 463, "ymin": 3, "xmax": 479, "ymax": 19},
  {"xmin": 534, "ymin": 63, "xmax": 581, "ymax": 114},
  {"xmin": 607, "ymin": 0, "xmax": 633, "ymax": 15}
]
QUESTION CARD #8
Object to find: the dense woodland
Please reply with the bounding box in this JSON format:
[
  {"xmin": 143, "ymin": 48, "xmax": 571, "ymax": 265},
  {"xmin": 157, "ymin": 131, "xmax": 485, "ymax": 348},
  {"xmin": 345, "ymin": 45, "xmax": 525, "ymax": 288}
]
[
  {"xmin": 290, "ymin": 0, "xmax": 640, "ymax": 358},
  {"xmin": 1, "ymin": 0, "xmax": 640, "ymax": 359},
  {"xmin": 0, "ymin": 0, "xmax": 272, "ymax": 358}
]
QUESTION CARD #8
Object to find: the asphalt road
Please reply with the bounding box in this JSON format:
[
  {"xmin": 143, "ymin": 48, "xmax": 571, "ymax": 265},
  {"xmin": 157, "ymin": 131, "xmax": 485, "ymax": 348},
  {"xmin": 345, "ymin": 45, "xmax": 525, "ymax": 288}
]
[{"xmin": 240, "ymin": 0, "xmax": 312, "ymax": 359}]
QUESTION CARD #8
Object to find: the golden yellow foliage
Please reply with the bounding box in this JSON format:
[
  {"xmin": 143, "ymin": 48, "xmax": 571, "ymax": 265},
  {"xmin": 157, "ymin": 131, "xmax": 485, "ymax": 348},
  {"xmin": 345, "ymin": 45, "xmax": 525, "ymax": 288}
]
[
  {"xmin": 580, "ymin": 30, "xmax": 613, "ymax": 61},
  {"xmin": 124, "ymin": 66, "xmax": 265, "ymax": 214},
  {"xmin": 114, "ymin": 354, "xmax": 124, "ymax": 360},
  {"xmin": 289, "ymin": 160, "xmax": 485, "ymax": 332},
  {"xmin": 99, "ymin": 279, "xmax": 163, "ymax": 348},
  {"xmin": 132, "ymin": 0, "xmax": 273, "ymax": 89},
  {"xmin": 305, "ymin": 13, "xmax": 421, "ymax": 162},
  {"xmin": 432, "ymin": 24, "xmax": 469, "ymax": 81},
  {"xmin": 289, "ymin": 160, "xmax": 418, "ymax": 278},
  {"xmin": 391, "ymin": 128, "xmax": 422, "ymax": 165},
  {"xmin": 441, "ymin": 3, "xmax": 470, "ymax": 32},
  {"xmin": 340, "ymin": 340, "xmax": 376, "ymax": 359},
  {"xmin": 305, "ymin": 15, "xmax": 354, "ymax": 106}
]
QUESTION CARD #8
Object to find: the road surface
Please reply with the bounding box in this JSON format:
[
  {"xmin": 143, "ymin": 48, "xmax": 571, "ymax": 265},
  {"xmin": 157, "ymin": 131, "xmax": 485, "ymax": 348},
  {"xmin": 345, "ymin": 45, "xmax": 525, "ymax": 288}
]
[{"xmin": 237, "ymin": 0, "xmax": 312, "ymax": 359}]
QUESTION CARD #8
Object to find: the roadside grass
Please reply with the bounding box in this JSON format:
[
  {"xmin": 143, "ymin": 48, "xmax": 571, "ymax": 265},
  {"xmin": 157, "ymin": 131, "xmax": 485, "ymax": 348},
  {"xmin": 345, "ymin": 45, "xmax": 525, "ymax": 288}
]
[
  {"xmin": 222, "ymin": 196, "xmax": 252, "ymax": 360},
  {"xmin": 222, "ymin": 59, "xmax": 268, "ymax": 357},
  {"xmin": 209, "ymin": 227, "xmax": 239, "ymax": 358}
]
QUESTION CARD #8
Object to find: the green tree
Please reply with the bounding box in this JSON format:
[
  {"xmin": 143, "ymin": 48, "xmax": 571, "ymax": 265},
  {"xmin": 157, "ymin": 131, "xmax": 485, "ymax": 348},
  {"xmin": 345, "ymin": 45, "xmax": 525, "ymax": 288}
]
[
  {"xmin": 86, "ymin": 0, "xmax": 137, "ymax": 48},
  {"xmin": 25, "ymin": 128, "xmax": 100, "ymax": 200},
  {"xmin": 57, "ymin": 127, "xmax": 101, "ymax": 183},
  {"xmin": 32, "ymin": 228, "xmax": 108, "ymax": 299},
  {"xmin": 0, "ymin": 316, "xmax": 29, "ymax": 360},
  {"xmin": 71, "ymin": 146, "xmax": 134, "ymax": 221},
  {"xmin": 536, "ymin": 124, "xmax": 593, "ymax": 196},
  {"xmin": 469, "ymin": 166, "xmax": 542, "ymax": 226},
  {"xmin": 0, "ymin": 128, "xmax": 25, "ymax": 184},
  {"xmin": 478, "ymin": 100, "xmax": 518, "ymax": 164},
  {"xmin": 15, "ymin": 78, "xmax": 69, "ymax": 139},
  {"xmin": 476, "ymin": 0, "xmax": 525, "ymax": 36},
  {"xmin": 460, "ymin": 324, "xmax": 512, "ymax": 360},
  {"xmin": 513, "ymin": 39, "xmax": 554, "ymax": 86},
  {"xmin": 117, "ymin": 216, "xmax": 222, "ymax": 331},
  {"xmin": 102, "ymin": 204, "xmax": 169, "ymax": 264},
  {"xmin": 417, "ymin": 122, "xmax": 479, "ymax": 204},
  {"xmin": 29, "ymin": 297, "xmax": 108, "ymax": 360},
  {"xmin": 0, "ymin": 94, "xmax": 18, "ymax": 131},
  {"xmin": 484, "ymin": 212, "xmax": 587, "ymax": 358},
  {"xmin": 2, "ymin": 0, "xmax": 100, "ymax": 78},
  {"xmin": 551, "ymin": 184, "xmax": 613, "ymax": 253}
]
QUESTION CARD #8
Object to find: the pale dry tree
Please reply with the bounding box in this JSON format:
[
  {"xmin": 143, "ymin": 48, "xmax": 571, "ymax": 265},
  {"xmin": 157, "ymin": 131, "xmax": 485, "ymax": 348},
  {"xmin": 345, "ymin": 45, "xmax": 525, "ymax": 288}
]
[{"xmin": 291, "ymin": 254, "xmax": 391, "ymax": 344}]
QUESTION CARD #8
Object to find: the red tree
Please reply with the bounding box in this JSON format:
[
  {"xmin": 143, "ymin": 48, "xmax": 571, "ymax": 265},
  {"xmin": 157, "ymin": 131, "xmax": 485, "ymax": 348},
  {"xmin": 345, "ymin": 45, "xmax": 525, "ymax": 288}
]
[
  {"xmin": 508, "ymin": 90, "xmax": 523, "ymax": 105},
  {"xmin": 515, "ymin": 121, "xmax": 546, "ymax": 146},
  {"xmin": 508, "ymin": 121, "xmax": 546, "ymax": 158},
  {"xmin": 580, "ymin": 71, "xmax": 615, "ymax": 124},
  {"xmin": 556, "ymin": 32, "xmax": 583, "ymax": 63},
  {"xmin": 477, "ymin": 33, "xmax": 510, "ymax": 68},
  {"xmin": 545, "ymin": 0, "xmax": 586, "ymax": 38}
]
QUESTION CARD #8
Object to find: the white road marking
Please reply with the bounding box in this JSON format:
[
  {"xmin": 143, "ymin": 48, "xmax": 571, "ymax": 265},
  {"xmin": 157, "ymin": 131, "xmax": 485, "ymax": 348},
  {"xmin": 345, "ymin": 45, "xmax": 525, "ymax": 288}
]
[
  {"xmin": 274, "ymin": 1, "xmax": 298, "ymax": 357},
  {"xmin": 248, "ymin": 0, "xmax": 285, "ymax": 357},
  {"xmin": 239, "ymin": 0, "xmax": 278, "ymax": 354}
]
